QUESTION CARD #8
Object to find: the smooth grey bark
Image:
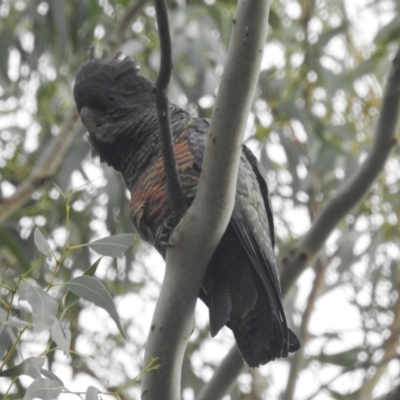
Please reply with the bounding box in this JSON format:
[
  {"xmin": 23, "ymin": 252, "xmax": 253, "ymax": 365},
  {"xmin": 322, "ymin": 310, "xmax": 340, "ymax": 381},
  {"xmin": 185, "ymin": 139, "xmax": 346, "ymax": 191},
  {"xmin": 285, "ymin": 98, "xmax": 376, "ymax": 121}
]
[
  {"xmin": 196, "ymin": 345, "xmax": 246, "ymax": 400},
  {"xmin": 140, "ymin": 1, "xmax": 272, "ymax": 399}
]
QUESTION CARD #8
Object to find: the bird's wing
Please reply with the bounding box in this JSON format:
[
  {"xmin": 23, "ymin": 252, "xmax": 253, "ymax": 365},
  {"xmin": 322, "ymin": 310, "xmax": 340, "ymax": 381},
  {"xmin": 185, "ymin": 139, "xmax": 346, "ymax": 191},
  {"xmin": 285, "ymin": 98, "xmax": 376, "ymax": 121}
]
[
  {"xmin": 188, "ymin": 121, "xmax": 285, "ymax": 318},
  {"xmin": 232, "ymin": 147, "xmax": 285, "ymax": 316},
  {"xmin": 188, "ymin": 120, "xmax": 300, "ymax": 364}
]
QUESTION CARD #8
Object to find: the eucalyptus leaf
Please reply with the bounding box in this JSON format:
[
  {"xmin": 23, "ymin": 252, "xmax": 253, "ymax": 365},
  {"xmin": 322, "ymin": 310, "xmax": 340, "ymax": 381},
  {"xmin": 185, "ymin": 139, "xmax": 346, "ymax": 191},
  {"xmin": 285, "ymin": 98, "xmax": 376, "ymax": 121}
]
[
  {"xmin": 5, "ymin": 318, "xmax": 32, "ymax": 328},
  {"xmin": 63, "ymin": 258, "xmax": 102, "ymax": 311},
  {"xmin": 0, "ymin": 328, "xmax": 11, "ymax": 359},
  {"xmin": 87, "ymin": 234, "xmax": 135, "ymax": 258},
  {"xmin": 40, "ymin": 369, "xmax": 65, "ymax": 386},
  {"xmin": 19, "ymin": 283, "xmax": 58, "ymax": 332},
  {"xmin": 34, "ymin": 228, "xmax": 53, "ymax": 261},
  {"xmin": 0, "ymin": 356, "xmax": 45, "ymax": 379},
  {"xmin": 51, "ymin": 319, "xmax": 71, "ymax": 355},
  {"xmin": 2, "ymin": 312, "xmax": 32, "ymax": 329},
  {"xmin": 5, "ymin": 327, "xmax": 18, "ymax": 346},
  {"xmin": 64, "ymin": 276, "xmax": 126, "ymax": 339},
  {"xmin": 85, "ymin": 386, "xmax": 99, "ymax": 400},
  {"xmin": 24, "ymin": 378, "xmax": 63, "ymax": 400},
  {"xmin": 0, "ymin": 308, "xmax": 6, "ymax": 322}
]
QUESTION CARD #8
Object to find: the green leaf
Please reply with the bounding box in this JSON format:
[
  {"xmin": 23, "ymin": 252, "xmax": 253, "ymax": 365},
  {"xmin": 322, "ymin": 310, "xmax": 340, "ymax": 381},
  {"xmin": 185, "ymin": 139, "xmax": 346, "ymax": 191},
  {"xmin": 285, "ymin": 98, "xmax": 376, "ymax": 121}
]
[
  {"xmin": 85, "ymin": 386, "xmax": 99, "ymax": 400},
  {"xmin": 87, "ymin": 234, "xmax": 135, "ymax": 258},
  {"xmin": 63, "ymin": 258, "xmax": 102, "ymax": 311},
  {"xmin": 34, "ymin": 228, "xmax": 53, "ymax": 261},
  {"xmin": 0, "ymin": 308, "xmax": 6, "ymax": 322},
  {"xmin": 0, "ymin": 329, "xmax": 11, "ymax": 359},
  {"xmin": 4, "ymin": 318, "xmax": 32, "ymax": 328},
  {"xmin": 24, "ymin": 377, "xmax": 63, "ymax": 400},
  {"xmin": 40, "ymin": 369, "xmax": 64, "ymax": 386},
  {"xmin": 51, "ymin": 319, "xmax": 71, "ymax": 355},
  {"xmin": 0, "ymin": 356, "xmax": 45, "ymax": 379},
  {"xmin": 64, "ymin": 276, "xmax": 126, "ymax": 339},
  {"xmin": 0, "ymin": 308, "xmax": 32, "ymax": 329},
  {"xmin": 19, "ymin": 282, "xmax": 58, "ymax": 332}
]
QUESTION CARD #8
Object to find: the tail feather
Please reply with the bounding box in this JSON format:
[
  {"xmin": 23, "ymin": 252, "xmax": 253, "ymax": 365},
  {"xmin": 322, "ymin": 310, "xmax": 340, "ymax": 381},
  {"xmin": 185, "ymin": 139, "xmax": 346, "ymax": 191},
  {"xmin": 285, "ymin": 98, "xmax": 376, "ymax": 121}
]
[
  {"xmin": 288, "ymin": 328, "xmax": 301, "ymax": 353},
  {"xmin": 199, "ymin": 224, "xmax": 298, "ymax": 367},
  {"xmin": 208, "ymin": 280, "xmax": 232, "ymax": 337},
  {"xmin": 228, "ymin": 271, "xmax": 289, "ymax": 366}
]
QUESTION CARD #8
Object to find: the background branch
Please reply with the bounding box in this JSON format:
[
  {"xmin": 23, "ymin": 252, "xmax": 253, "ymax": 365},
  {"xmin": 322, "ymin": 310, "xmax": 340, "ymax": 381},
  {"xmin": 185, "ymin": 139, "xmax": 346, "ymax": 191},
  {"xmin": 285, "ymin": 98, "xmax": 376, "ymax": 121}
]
[
  {"xmin": 0, "ymin": 110, "xmax": 80, "ymax": 224},
  {"xmin": 197, "ymin": 44, "xmax": 400, "ymax": 400},
  {"xmin": 196, "ymin": 345, "xmax": 246, "ymax": 400},
  {"xmin": 141, "ymin": 1, "xmax": 272, "ymax": 398},
  {"xmin": 282, "ymin": 259, "xmax": 325, "ymax": 400},
  {"xmin": 154, "ymin": 0, "xmax": 187, "ymax": 224},
  {"xmin": 0, "ymin": 0, "xmax": 147, "ymax": 224},
  {"xmin": 357, "ymin": 282, "xmax": 400, "ymax": 400},
  {"xmin": 280, "ymin": 44, "xmax": 400, "ymax": 295}
]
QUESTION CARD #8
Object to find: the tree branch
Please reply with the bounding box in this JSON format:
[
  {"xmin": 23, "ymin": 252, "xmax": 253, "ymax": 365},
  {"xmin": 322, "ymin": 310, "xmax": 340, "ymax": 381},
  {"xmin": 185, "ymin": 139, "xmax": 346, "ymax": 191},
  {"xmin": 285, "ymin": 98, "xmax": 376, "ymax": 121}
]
[
  {"xmin": 280, "ymin": 44, "xmax": 400, "ymax": 296},
  {"xmin": 195, "ymin": 43, "xmax": 400, "ymax": 400},
  {"xmin": 282, "ymin": 260, "xmax": 325, "ymax": 400},
  {"xmin": 154, "ymin": 0, "xmax": 187, "ymax": 224},
  {"xmin": 196, "ymin": 345, "xmax": 246, "ymax": 400},
  {"xmin": 141, "ymin": 1, "xmax": 272, "ymax": 399}
]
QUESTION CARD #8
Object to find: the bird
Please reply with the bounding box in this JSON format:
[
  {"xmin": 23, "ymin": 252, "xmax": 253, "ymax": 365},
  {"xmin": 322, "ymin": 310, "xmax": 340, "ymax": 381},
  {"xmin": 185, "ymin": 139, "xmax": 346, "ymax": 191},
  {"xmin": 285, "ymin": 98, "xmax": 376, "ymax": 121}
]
[{"xmin": 73, "ymin": 49, "xmax": 300, "ymax": 367}]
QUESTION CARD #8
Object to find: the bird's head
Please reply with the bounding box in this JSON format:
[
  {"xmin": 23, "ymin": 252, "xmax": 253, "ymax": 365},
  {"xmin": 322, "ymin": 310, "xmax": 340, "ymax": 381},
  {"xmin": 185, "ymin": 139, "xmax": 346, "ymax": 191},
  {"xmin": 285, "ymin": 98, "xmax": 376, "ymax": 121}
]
[{"xmin": 73, "ymin": 49, "xmax": 156, "ymax": 153}]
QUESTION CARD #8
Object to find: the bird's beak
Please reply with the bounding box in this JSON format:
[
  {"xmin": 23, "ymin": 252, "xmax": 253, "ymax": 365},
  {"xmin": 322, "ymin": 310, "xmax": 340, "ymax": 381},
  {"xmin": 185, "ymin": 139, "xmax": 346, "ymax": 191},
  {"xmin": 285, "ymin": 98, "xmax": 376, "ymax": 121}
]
[{"xmin": 80, "ymin": 106, "xmax": 100, "ymax": 135}]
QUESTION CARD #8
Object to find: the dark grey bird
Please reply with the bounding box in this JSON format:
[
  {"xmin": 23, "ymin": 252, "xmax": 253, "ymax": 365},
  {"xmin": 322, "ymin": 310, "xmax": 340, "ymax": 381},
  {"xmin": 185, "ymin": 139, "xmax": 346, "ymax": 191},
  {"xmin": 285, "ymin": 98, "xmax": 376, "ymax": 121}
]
[{"xmin": 73, "ymin": 50, "xmax": 300, "ymax": 367}]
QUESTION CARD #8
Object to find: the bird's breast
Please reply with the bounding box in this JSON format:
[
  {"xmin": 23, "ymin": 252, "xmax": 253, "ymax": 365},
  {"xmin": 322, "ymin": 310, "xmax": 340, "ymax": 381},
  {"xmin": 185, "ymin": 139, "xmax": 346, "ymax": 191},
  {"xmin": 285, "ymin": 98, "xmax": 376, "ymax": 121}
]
[{"xmin": 129, "ymin": 128, "xmax": 200, "ymax": 240}]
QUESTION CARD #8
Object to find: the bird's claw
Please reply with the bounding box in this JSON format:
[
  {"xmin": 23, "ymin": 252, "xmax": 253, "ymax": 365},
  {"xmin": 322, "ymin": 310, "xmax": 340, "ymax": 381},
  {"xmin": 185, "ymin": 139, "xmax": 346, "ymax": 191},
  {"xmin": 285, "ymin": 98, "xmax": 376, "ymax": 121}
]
[
  {"xmin": 163, "ymin": 216, "xmax": 174, "ymax": 232},
  {"xmin": 159, "ymin": 240, "xmax": 175, "ymax": 249}
]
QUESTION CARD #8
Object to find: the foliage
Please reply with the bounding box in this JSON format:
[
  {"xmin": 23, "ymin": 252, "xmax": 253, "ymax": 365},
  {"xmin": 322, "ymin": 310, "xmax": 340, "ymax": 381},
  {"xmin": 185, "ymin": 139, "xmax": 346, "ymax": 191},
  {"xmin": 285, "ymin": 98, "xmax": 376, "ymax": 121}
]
[
  {"xmin": 0, "ymin": 0, "xmax": 400, "ymax": 399},
  {"xmin": 0, "ymin": 188, "xmax": 140, "ymax": 399}
]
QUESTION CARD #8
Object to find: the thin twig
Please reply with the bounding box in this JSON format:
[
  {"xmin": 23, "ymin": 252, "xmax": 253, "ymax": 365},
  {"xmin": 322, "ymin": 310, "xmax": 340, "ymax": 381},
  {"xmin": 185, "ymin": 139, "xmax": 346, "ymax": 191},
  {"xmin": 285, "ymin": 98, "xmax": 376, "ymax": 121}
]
[
  {"xmin": 153, "ymin": 0, "xmax": 187, "ymax": 224},
  {"xmin": 282, "ymin": 259, "xmax": 325, "ymax": 400},
  {"xmin": 357, "ymin": 282, "xmax": 400, "ymax": 399},
  {"xmin": 302, "ymin": 368, "xmax": 352, "ymax": 400}
]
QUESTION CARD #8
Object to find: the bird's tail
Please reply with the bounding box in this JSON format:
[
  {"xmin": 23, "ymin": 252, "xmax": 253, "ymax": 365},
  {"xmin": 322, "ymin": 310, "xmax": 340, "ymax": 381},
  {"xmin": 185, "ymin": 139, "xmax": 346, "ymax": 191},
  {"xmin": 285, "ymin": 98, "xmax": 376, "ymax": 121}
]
[
  {"xmin": 226, "ymin": 278, "xmax": 300, "ymax": 367},
  {"xmin": 200, "ymin": 226, "xmax": 300, "ymax": 367}
]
